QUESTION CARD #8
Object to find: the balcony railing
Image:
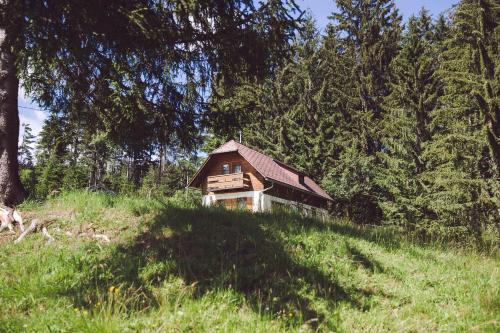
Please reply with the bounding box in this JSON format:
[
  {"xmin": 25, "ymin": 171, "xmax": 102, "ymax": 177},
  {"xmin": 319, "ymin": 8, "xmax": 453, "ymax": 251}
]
[{"xmin": 207, "ymin": 172, "xmax": 250, "ymax": 192}]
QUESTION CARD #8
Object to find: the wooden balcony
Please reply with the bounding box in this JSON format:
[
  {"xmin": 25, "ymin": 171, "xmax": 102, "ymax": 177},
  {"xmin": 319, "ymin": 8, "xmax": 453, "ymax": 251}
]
[{"xmin": 207, "ymin": 172, "xmax": 250, "ymax": 192}]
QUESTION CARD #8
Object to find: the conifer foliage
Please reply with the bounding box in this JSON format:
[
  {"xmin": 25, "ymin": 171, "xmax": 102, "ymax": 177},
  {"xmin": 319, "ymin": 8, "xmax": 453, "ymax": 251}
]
[
  {"xmin": 18, "ymin": 123, "xmax": 35, "ymax": 168},
  {"xmin": 377, "ymin": 10, "xmax": 444, "ymax": 227},
  {"xmin": 210, "ymin": 0, "xmax": 499, "ymax": 239},
  {"xmin": 6, "ymin": 0, "xmax": 499, "ymax": 241},
  {"xmin": 420, "ymin": 0, "xmax": 499, "ymax": 238},
  {"xmin": 0, "ymin": 0, "xmax": 301, "ymax": 205}
]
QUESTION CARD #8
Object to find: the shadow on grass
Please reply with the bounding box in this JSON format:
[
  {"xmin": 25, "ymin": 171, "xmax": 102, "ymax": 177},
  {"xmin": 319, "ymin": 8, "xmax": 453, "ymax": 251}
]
[
  {"xmin": 66, "ymin": 206, "xmax": 395, "ymax": 328},
  {"xmin": 345, "ymin": 243, "xmax": 386, "ymax": 273},
  {"xmin": 327, "ymin": 222, "xmax": 405, "ymax": 251}
]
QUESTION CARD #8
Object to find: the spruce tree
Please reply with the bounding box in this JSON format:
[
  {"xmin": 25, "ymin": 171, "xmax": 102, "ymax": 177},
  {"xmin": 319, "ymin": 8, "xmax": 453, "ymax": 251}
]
[
  {"xmin": 0, "ymin": 0, "xmax": 301, "ymax": 205},
  {"xmin": 18, "ymin": 123, "xmax": 36, "ymax": 168},
  {"xmin": 209, "ymin": 16, "xmax": 326, "ymax": 179},
  {"xmin": 454, "ymin": 0, "xmax": 499, "ymax": 177},
  {"xmin": 330, "ymin": 0, "xmax": 402, "ymax": 154},
  {"xmin": 421, "ymin": 0, "xmax": 499, "ymax": 238},
  {"xmin": 377, "ymin": 10, "xmax": 444, "ymax": 226},
  {"xmin": 317, "ymin": 23, "xmax": 373, "ymax": 221},
  {"xmin": 322, "ymin": 0, "xmax": 402, "ymax": 223},
  {"xmin": 35, "ymin": 114, "xmax": 69, "ymax": 197},
  {"xmin": 18, "ymin": 122, "xmax": 37, "ymax": 196},
  {"xmin": 262, "ymin": 17, "xmax": 325, "ymax": 178}
]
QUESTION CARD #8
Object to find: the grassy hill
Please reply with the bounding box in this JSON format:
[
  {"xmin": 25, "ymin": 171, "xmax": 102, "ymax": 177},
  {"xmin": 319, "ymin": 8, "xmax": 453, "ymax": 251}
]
[{"xmin": 0, "ymin": 191, "xmax": 498, "ymax": 332}]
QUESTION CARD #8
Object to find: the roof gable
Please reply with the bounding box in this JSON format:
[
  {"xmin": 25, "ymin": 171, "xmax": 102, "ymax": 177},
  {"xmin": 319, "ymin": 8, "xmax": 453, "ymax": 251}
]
[{"xmin": 190, "ymin": 140, "xmax": 333, "ymax": 201}]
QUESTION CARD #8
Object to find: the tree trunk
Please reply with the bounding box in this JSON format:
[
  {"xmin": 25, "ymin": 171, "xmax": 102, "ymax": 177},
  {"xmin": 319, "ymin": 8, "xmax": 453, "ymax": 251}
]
[
  {"xmin": 0, "ymin": 14, "xmax": 25, "ymax": 206},
  {"xmin": 157, "ymin": 144, "xmax": 164, "ymax": 186}
]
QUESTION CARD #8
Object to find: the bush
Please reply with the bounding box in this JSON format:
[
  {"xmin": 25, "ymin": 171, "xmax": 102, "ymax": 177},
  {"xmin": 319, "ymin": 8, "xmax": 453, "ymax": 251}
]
[
  {"xmin": 167, "ymin": 189, "xmax": 202, "ymax": 208},
  {"xmin": 19, "ymin": 168, "xmax": 36, "ymax": 198}
]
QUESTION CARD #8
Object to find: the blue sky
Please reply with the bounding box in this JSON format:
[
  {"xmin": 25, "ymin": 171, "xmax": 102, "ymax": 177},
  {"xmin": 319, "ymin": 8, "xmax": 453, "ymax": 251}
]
[
  {"xmin": 299, "ymin": 0, "xmax": 457, "ymax": 29},
  {"xmin": 19, "ymin": 0, "xmax": 458, "ymax": 141}
]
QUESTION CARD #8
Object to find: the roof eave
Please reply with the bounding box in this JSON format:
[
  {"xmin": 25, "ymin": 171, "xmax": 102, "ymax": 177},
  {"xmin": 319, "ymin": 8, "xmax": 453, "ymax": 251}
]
[
  {"xmin": 209, "ymin": 148, "xmax": 238, "ymax": 155},
  {"xmin": 264, "ymin": 177, "xmax": 333, "ymax": 202},
  {"xmin": 188, "ymin": 148, "xmax": 243, "ymax": 188}
]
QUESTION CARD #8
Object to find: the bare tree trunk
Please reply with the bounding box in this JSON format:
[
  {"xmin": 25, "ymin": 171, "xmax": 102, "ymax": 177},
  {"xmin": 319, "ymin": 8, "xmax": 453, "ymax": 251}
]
[
  {"xmin": 157, "ymin": 144, "xmax": 164, "ymax": 186},
  {"xmin": 0, "ymin": 6, "xmax": 25, "ymax": 206},
  {"xmin": 126, "ymin": 156, "xmax": 130, "ymax": 180},
  {"xmin": 88, "ymin": 151, "xmax": 96, "ymax": 188}
]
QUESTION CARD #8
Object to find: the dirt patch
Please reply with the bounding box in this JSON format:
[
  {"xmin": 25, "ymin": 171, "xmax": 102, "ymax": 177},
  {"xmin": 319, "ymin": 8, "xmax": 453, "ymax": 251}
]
[
  {"xmin": 0, "ymin": 206, "xmax": 147, "ymax": 245},
  {"xmin": 15, "ymin": 208, "xmax": 76, "ymax": 224},
  {"xmin": 41, "ymin": 209, "xmax": 76, "ymax": 221},
  {"xmin": 0, "ymin": 231, "xmax": 17, "ymax": 244}
]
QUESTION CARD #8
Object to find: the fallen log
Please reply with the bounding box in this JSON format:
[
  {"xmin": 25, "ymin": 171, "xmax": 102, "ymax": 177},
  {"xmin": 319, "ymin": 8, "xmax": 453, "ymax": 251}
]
[
  {"xmin": 13, "ymin": 210, "xmax": 25, "ymax": 232},
  {"xmin": 0, "ymin": 217, "xmax": 13, "ymax": 233},
  {"xmin": 2, "ymin": 209, "xmax": 111, "ymax": 245},
  {"xmin": 76, "ymin": 231, "xmax": 111, "ymax": 243},
  {"xmin": 92, "ymin": 234, "xmax": 110, "ymax": 243},
  {"xmin": 14, "ymin": 219, "xmax": 39, "ymax": 244},
  {"xmin": 0, "ymin": 207, "xmax": 25, "ymax": 233},
  {"xmin": 41, "ymin": 227, "xmax": 55, "ymax": 244},
  {"xmin": 13, "ymin": 219, "xmax": 56, "ymax": 245}
]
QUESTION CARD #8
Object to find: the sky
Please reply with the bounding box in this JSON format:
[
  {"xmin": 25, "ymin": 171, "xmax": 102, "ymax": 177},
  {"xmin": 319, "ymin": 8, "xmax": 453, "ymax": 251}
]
[
  {"xmin": 298, "ymin": 0, "xmax": 458, "ymax": 29},
  {"xmin": 18, "ymin": 0, "xmax": 458, "ymax": 141}
]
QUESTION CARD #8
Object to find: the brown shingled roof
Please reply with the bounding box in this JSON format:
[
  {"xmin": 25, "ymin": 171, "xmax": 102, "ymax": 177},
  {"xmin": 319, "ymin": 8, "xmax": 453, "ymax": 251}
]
[{"xmin": 191, "ymin": 140, "xmax": 333, "ymax": 201}]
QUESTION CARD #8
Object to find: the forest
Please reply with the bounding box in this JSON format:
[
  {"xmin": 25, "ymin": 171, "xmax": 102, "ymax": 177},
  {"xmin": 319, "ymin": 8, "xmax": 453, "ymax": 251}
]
[
  {"xmin": 7, "ymin": 0, "xmax": 498, "ymax": 244},
  {"xmin": 0, "ymin": 1, "xmax": 499, "ymax": 332}
]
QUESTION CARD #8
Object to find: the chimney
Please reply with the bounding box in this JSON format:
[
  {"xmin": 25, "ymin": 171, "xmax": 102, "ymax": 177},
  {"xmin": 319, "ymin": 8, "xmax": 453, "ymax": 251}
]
[{"xmin": 299, "ymin": 174, "xmax": 305, "ymax": 185}]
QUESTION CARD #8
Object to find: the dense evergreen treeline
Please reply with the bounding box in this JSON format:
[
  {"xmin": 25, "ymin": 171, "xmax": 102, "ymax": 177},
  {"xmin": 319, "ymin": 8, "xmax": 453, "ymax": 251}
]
[
  {"xmin": 209, "ymin": 0, "xmax": 499, "ymax": 239},
  {"xmin": 17, "ymin": 0, "xmax": 498, "ymax": 241},
  {"xmin": 1, "ymin": 0, "xmax": 300, "ymax": 204},
  {"xmin": 19, "ymin": 117, "xmax": 200, "ymax": 198},
  {"xmin": 8, "ymin": 0, "xmax": 300, "ymax": 201}
]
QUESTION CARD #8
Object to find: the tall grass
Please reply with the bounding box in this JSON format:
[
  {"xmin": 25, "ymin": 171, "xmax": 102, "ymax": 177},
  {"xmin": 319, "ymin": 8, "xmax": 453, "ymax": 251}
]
[{"xmin": 1, "ymin": 191, "xmax": 498, "ymax": 332}]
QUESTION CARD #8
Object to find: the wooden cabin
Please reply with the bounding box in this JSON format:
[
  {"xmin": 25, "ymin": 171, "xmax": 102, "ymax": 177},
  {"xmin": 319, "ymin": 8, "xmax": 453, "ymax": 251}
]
[{"xmin": 189, "ymin": 140, "xmax": 332, "ymax": 216}]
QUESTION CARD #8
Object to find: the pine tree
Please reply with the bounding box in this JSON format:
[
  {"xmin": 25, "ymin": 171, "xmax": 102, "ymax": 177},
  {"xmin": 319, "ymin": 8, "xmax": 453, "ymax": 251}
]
[
  {"xmin": 330, "ymin": 0, "xmax": 402, "ymax": 154},
  {"xmin": 377, "ymin": 10, "xmax": 445, "ymax": 226},
  {"xmin": 35, "ymin": 113, "xmax": 70, "ymax": 197},
  {"xmin": 321, "ymin": 0, "xmax": 402, "ymax": 223},
  {"xmin": 421, "ymin": 0, "xmax": 499, "ymax": 239},
  {"xmin": 454, "ymin": 0, "xmax": 499, "ymax": 177},
  {"xmin": 18, "ymin": 123, "xmax": 36, "ymax": 168},
  {"xmin": 0, "ymin": 0, "xmax": 301, "ymax": 205}
]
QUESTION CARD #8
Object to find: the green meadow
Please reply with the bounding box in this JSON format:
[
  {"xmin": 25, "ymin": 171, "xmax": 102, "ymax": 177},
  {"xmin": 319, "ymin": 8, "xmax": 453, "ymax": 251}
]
[{"xmin": 0, "ymin": 191, "xmax": 498, "ymax": 332}]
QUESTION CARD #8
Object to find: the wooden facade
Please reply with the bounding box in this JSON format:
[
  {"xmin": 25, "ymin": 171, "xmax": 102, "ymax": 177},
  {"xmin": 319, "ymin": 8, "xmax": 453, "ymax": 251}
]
[
  {"xmin": 200, "ymin": 151, "xmax": 265, "ymax": 195},
  {"xmin": 267, "ymin": 183, "xmax": 327, "ymax": 209},
  {"xmin": 189, "ymin": 141, "xmax": 332, "ymax": 214},
  {"xmin": 207, "ymin": 173, "xmax": 250, "ymax": 192}
]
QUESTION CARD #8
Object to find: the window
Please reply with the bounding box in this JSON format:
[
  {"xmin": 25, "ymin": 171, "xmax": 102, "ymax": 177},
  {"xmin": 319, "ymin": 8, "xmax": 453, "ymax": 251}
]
[
  {"xmin": 222, "ymin": 163, "xmax": 230, "ymax": 174},
  {"xmin": 233, "ymin": 164, "xmax": 242, "ymax": 173},
  {"xmin": 237, "ymin": 198, "xmax": 247, "ymax": 210}
]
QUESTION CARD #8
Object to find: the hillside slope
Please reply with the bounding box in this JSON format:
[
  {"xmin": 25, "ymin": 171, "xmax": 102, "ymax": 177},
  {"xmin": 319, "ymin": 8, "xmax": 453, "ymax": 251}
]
[{"xmin": 0, "ymin": 192, "xmax": 498, "ymax": 332}]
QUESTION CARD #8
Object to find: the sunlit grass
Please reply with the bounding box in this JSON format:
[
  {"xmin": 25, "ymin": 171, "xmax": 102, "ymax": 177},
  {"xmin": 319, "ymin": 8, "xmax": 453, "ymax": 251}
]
[{"xmin": 1, "ymin": 191, "xmax": 498, "ymax": 332}]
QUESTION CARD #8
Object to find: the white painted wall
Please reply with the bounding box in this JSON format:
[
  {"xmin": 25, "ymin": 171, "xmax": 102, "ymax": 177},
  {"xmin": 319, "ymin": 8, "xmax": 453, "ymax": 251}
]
[
  {"xmin": 261, "ymin": 193, "xmax": 328, "ymax": 219},
  {"xmin": 202, "ymin": 190, "xmax": 329, "ymax": 218},
  {"xmin": 202, "ymin": 190, "xmax": 261, "ymax": 212}
]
